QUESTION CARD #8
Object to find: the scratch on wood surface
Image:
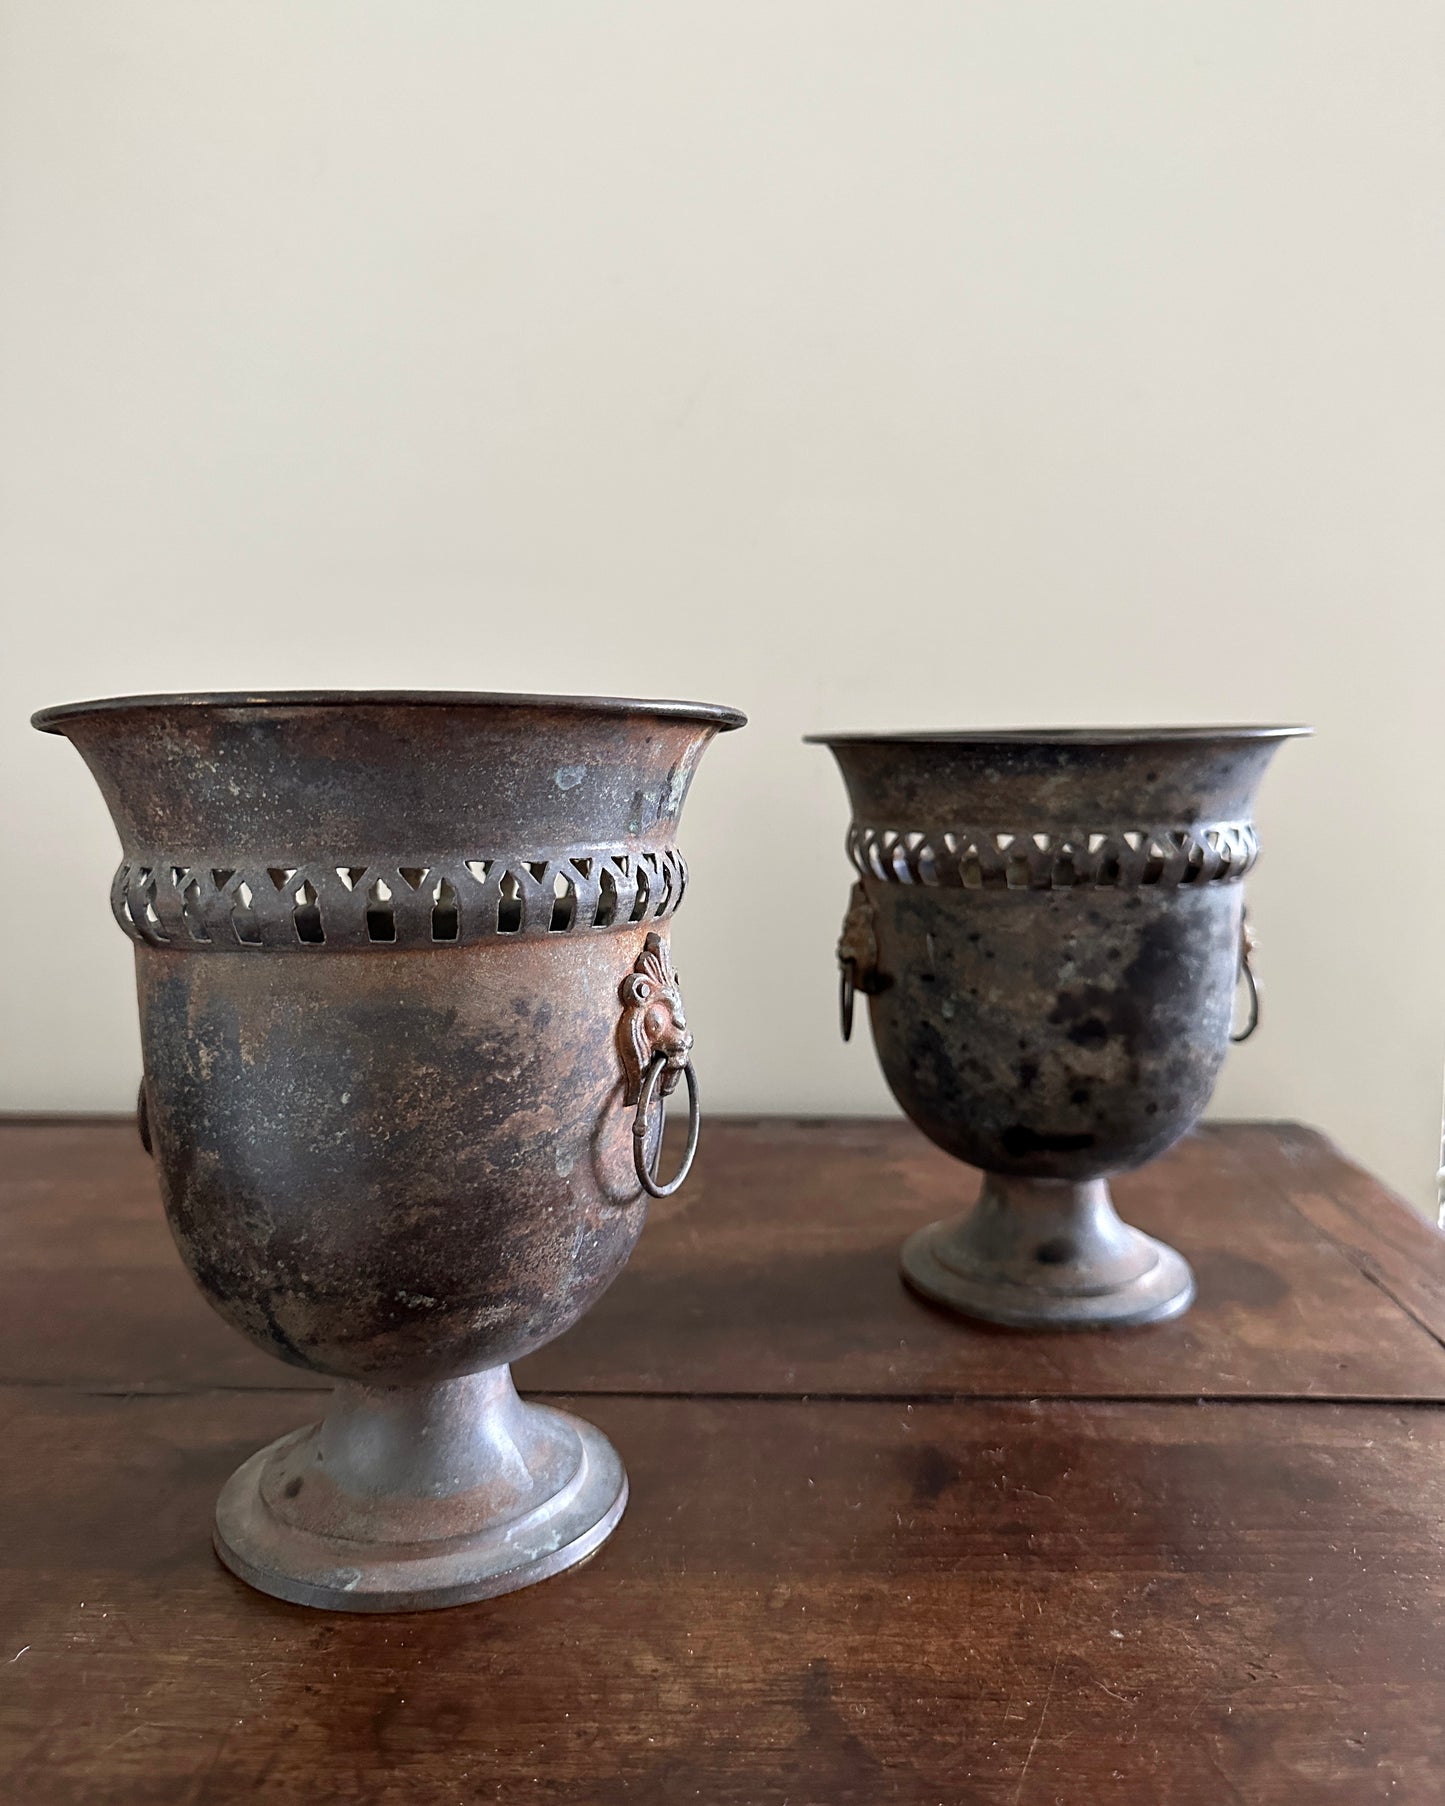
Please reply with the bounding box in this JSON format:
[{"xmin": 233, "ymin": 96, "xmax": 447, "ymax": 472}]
[
  {"xmin": 185, "ymin": 1727, "xmax": 231, "ymax": 1806},
  {"xmin": 96, "ymin": 1724, "xmax": 157, "ymax": 1758},
  {"xmin": 1011, "ymin": 1654, "xmax": 1060, "ymax": 1805}
]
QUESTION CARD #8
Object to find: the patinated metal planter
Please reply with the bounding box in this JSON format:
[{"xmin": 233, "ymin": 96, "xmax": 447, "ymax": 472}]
[
  {"xmin": 35, "ymin": 690, "xmax": 744, "ymax": 1609},
  {"xmin": 809, "ymin": 727, "xmax": 1306, "ymax": 1330}
]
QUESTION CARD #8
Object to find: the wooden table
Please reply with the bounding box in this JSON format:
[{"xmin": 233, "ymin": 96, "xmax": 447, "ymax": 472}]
[{"xmin": 3, "ymin": 1117, "xmax": 1443, "ymax": 1803}]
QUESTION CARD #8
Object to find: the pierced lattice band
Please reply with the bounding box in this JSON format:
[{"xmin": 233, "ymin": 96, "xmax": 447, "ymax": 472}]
[
  {"xmin": 112, "ymin": 849, "xmax": 688, "ymax": 950},
  {"xmin": 848, "ymin": 823, "xmax": 1258, "ymax": 890}
]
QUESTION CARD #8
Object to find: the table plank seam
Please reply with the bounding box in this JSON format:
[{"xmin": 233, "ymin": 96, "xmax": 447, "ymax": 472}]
[
  {"xmin": 1267, "ymin": 1172, "xmax": 1445, "ymax": 1359},
  {"xmin": 7, "ymin": 1381, "xmax": 1445, "ymax": 1410},
  {"xmin": 1342, "ymin": 1254, "xmax": 1445, "ymax": 1356}
]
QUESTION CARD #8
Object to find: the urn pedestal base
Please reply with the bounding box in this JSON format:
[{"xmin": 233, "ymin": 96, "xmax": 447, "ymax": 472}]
[
  {"xmin": 213, "ymin": 1367, "xmax": 627, "ymax": 1612},
  {"xmin": 900, "ymin": 1173, "xmax": 1196, "ymax": 1331}
]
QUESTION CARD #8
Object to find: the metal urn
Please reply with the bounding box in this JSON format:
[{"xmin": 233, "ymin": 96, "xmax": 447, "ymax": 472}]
[
  {"xmin": 810, "ymin": 727, "xmax": 1306, "ymax": 1331},
  {"xmin": 35, "ymin": 689, "xmax": 744, "ymax": 1610}
]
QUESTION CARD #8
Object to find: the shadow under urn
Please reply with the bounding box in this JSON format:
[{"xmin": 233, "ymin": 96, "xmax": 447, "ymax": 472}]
[
  {"xmin": 810, "ymin": 726, "xmax": 1308, "ymax": 1330},
  {"xmin": 34, "ymin": 689, "xmax": 744, "ymax": 1610}
]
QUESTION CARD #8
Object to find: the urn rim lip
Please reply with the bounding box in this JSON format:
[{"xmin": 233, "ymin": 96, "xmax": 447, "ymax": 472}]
[
  {"xmin": 32, "ymin": 689, "xmax": 748, "ymax": 735},
  {"xmin": 804, "ymin": 724, "xmax": 1312, "ymax": 746}
]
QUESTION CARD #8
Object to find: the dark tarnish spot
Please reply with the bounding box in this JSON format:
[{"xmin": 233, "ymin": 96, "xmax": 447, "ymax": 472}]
[
  {"xmin": 909, "ymin": 1443, "xmax": 964, "ymax": 1504},
  {"xmin": 906, "ymin": 1020, "xmax": 974, "ymax": 1118},
  {"xmin": 1122, "ymin": 915, "xmax": 1191, "ymax": 999},
  {"xmin": 254, "ymin": 1293, "xmax": 313, "ymax": 1369},
  {"xmin": 1017, "ymin": 1059, "xmax": 1039, "ymax": 1091},
  {"xmin": 1049, "ymin": 982, "xmax": 1142, "ymax": 1052},
  {"xmin": 1001, "ymin": 1125, "xmax": 1096, "ymax": 1158},
  {"xmin": 1035, "ymin": 1238, "xmax": 1077, "ymax": 1264}
]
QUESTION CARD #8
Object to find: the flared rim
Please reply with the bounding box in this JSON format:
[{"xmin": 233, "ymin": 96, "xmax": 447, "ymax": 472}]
[
  {"xmin": 804, "ymin": 724, "xmax": 1312, "ymax": 746},
  {"xmin": 33, "ymin": 689, "xmax": 747, "ymax": 734}
]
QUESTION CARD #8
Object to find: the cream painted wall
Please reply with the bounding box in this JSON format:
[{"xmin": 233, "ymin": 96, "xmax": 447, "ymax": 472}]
[{"xmin": 3, "ymin": 3, "xmax": 1443, "ymax": 1211}]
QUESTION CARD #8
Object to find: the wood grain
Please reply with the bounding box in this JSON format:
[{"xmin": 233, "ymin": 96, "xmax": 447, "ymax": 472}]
[
  {"xmin": 1244, "ymin": 1121, "xmax": 1445, "ymax": 1346},
  {"xmin": 6, "ymin": 1118, "xmax": 1445, "ymax": 1801},
  {"xmin": 2, "ymin": 1386, "xmax": 1442, "ymax": 1805},
  {"xmin": 4, "ymin": 1118, "xmax": 1444, "ymax": 1400}
]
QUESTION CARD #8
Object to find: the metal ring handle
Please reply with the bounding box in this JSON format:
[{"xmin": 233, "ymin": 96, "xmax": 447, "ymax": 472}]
[
  {"xmin": 633, "ymin": 1056, "xmax": 701, "ymax": 1199},
  {"xmin": 1231, "ymin": 921, "xmax": 1260, "ymax": 1043},
  {"xmin": 1231, "ymin": 957, "xmax": 1260, "ymax": 1043},
  {"xmin": 840, "ymin": 959, "xmax": 856, "ymax": 1043}
]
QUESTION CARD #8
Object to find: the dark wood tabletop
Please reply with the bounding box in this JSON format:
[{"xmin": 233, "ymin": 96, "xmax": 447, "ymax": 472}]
[{"xmin": 3, "ymin": 1116, "xmax": 1444, "ymax": 1803}]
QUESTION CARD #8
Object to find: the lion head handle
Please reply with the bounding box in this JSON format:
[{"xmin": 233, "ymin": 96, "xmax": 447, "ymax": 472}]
[
  {"xmin": 619, "ymin": 931, "xmax": 693, "ymax": 1105},
  {"xmin": 837, "ymin": 882, "xmax": 887, "ymax": 1042}
]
